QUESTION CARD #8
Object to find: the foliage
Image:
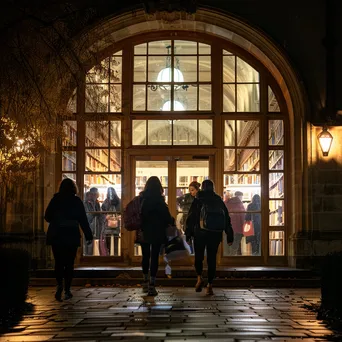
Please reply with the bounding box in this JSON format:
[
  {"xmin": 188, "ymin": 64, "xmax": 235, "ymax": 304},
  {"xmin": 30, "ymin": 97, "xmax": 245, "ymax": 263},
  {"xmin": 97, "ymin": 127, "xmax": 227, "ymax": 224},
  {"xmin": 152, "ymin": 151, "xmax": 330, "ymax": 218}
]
[{"xmin": 0, "ymin": 116, "xmax": 40, "ymax": 187}]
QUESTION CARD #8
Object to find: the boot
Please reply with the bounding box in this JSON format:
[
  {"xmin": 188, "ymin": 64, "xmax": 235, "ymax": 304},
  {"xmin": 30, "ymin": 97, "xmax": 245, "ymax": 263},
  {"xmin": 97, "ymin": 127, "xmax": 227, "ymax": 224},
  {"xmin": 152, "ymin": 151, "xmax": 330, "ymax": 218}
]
[
  {"xmin": 55, "ymin": 284, "xmax": 63, "ymax": 302},
  {"xmin": 206, "ymin": 284, "xmax": 214, "ymax": 296},
  {"xmin": 147, "ymin": 284, "xmax": 158, "ymax": 296},
  {"xmin": 195, "ymin": 276, "xmax": 204, "ymax": 292}
]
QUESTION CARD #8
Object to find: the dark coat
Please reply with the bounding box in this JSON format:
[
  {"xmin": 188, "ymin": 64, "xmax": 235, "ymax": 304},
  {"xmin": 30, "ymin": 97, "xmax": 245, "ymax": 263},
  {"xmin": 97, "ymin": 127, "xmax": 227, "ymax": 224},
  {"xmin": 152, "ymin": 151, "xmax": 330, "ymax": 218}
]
[
  {"xmin": 185, "ymin": 190, "xmax": 234, "ymax": 243},
  {"xmin": 45, "ymin": 193, "xmax": 93, "ymax": 246},
  {"xmin": 140, "ymin": 194, "xmax": 172, "ymax": 244}
]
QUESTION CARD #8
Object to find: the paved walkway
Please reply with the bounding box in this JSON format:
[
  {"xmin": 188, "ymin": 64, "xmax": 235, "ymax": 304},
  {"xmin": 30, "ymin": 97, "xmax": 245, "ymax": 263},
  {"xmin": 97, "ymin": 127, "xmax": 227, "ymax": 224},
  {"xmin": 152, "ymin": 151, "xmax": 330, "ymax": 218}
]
[{"xmin": 0, "ymin": 287, "xmax": 339, "ymax": 341}]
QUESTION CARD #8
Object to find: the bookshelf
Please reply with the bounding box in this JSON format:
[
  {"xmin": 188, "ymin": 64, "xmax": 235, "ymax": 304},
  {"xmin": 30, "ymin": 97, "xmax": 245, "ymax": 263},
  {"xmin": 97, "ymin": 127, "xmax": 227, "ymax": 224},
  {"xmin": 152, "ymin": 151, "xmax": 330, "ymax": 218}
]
[
  {"xmin": 269, "ymin": 120, "xmax": 284, "ymax": 146},
  {"xmin": 269, "ymin": 200, "xmax": 284, "ymax": 226},
  {"xmin": 269, "ymin": 231, "xmax": 284, "ymax": 256}
]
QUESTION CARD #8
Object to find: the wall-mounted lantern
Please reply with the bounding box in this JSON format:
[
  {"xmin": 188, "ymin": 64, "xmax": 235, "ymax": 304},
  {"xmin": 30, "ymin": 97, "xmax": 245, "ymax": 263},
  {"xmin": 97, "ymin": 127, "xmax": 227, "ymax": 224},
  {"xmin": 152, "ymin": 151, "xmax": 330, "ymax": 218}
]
[{"xmin": 317, "ymin": 126, "xmax": 333, "ymax": 156}]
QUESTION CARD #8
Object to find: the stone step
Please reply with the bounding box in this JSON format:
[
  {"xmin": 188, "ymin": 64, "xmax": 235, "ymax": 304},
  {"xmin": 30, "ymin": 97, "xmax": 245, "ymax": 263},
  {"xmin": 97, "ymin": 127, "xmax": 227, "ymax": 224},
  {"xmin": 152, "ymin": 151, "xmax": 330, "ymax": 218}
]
[
  {"xmin": 30, "ymin": 277, "xmax": 320, "ymax": 287},
  {"xmin": 31, "ymin": 266, "xmax": 320, "ymax": 288}
]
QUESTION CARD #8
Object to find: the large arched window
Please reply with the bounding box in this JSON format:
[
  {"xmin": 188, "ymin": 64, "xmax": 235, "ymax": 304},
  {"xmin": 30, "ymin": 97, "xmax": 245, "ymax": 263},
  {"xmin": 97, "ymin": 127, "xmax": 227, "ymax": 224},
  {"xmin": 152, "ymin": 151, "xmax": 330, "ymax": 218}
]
[{"xmin": 61, "ymin": 35, "xmax": 287, "ymax": 264}]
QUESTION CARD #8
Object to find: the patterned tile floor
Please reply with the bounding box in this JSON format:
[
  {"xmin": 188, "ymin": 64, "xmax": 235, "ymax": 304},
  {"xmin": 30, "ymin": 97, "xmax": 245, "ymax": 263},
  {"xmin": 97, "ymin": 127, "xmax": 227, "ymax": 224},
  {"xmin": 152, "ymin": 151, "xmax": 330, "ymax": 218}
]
[{"xmin": 0, "ymin": 287, "xmax": 339, "ymax": 341}]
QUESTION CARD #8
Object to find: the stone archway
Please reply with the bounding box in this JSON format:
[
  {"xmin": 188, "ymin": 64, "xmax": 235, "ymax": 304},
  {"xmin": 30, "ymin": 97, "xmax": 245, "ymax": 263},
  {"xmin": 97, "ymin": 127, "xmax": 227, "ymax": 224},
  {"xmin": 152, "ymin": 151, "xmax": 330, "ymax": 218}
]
[{"xmin": 72, "ymin": 7, "xmax": 308, "ymax": 266}]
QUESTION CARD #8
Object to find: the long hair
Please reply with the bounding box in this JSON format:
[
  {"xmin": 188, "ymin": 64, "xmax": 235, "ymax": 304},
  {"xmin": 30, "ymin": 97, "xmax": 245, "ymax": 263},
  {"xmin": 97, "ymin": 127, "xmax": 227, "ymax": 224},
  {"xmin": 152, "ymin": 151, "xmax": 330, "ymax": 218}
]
[
  {"xmin": 143, "ymin": 176, "xmax": 164, "ymax": 197},
  {"xmin": 59, "ymin": 178, "xmax": 78, "ymax": 195},
  {"xmin": 201, "ymin": 179, "xmax": 214, "ymax": 192},
  {"xmin": 106, "ymin": 187, "xmax": 120, "ymax": 205}
]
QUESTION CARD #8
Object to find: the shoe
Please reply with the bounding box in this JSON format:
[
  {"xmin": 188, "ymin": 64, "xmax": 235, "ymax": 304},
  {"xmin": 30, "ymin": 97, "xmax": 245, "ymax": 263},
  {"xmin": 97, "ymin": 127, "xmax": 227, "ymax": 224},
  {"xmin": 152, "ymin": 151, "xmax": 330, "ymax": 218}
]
[
  {"xmin": 64, "ymin": 291, "xmax": 73, "ymax": 300},
  {"xmin": 147, "ymin": 285, "xmax": 158, "ymax": 296},
  {"xmin": 142, "ymin": 281, "xmax": 149, "ymax": 293},
  {"xmin": 195, "ymin": 278, "xmax": 204, "ymax": 292},
  {"xmin": 55, "ymin": 285, "xmax": 63, "ymax": 302},
  {"xmin": 206, "ymin": 284, "xmax": 214, "ymax": 296}
]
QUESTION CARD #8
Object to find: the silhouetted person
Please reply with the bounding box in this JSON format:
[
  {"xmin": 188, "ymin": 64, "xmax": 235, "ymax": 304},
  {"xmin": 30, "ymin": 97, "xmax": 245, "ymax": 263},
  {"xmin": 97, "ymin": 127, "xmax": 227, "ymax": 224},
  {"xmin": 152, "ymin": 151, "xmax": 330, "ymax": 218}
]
[
  {"xmin": 139, "ymin": 176, "xmax": 173, "ymax": 296},
  {"xmin": 45, "ymin": 178, "xmax": 93, "ymax": 301},
  {"xmin": 186, "ymin": 179, "xmax": 233, "ymax": 295},
  {"xmin": 245, "ymin": 194, "xmax": 261, "ymax": 255}
]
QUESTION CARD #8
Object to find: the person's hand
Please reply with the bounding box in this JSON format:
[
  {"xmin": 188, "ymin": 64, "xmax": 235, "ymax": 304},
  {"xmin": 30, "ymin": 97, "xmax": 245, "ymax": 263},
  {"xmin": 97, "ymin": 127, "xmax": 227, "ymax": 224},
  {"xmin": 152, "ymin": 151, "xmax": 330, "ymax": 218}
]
[
  {"xmin": 186, "ymin": 236, "xmax": 192, "ymax": 245},
  {"xmin": 227, "ymin": 237, "xmax": 233, "ymax": 246},
  {"xmin": 227, "ymin": 242, "xmax": 233, "ymax": 246},
  {"xmin": 86, "ymin": 239, "xmax": 93, "ymax": 246}
]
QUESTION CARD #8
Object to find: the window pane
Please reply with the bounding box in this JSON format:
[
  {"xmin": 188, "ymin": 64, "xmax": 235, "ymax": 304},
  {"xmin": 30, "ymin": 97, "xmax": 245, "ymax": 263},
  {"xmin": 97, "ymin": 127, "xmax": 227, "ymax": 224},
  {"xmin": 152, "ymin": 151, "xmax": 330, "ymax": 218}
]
[
  {"xmin": 63, "ymin": 121, "xmax": 77, "ymax": 147},
  {"xmin": 110, "ymin": 150, "xmax": 122, "ymax": 172},
  {"xmin": 224, "ymin": 174, "xmax": 261, "ymax": 197},
  {"xmin": 199, "ymin": 85, "xmax": 211, "ymax": 111},
  {"xmin": 237, "ymin": 120, "xmax": 259, "ymax": 147},
  {"xmin": 148, "ymin": 56, "xmax": 169, "ymax": 82},
  {"xmin": 269, "ymin": 231, "xmax": 285, "ymax": 256},
  {"xmin": 199, "ymin": 43, "xmax": 211, "ymax": 54},
  {"xmin": 237, "ymin": 58, "xmax": 259, "ymax": 82},
  {"xmin": 86, "ymin": 121, "xmax": 108, "ymax": 147},
  {"xmin": 174, "ymin": 40, "xmax": 197, "ymax": 54},
  {"xmin": 174, "ymin": 85, "xmax": 197, "ymax": 111},
  {"xmin": 269, "ymin": 173, "xmax": 284, "ymax": 198},
  {"xmin": 223, "ymin": 56, "xmax": 235, "ymax": 82},
  {"xmin": 199, "ymin": 56, "xmax": 211, "ymax": 82},
  {"xmin": 223, "ymin": 49, "xmax": 233, "ymax": 55},
  {"xmin": 67, "ymin": 90, "xmax": 76, "ymax": 113},
  {"xmin": 62, "ymin": 173, "xmax": 76, "ymax": 182},
  {"xmin": 109, "ymin": 85, "xmax": 121, "ymax": 112},
  {"xmin": 268, "ymin": 86, "xmax": 280, "ymax": 112},
  {"xmin": 199, "ymin": 120, "xmax": 212, "ymax": 145},
  {"xmin": 224, "ymin": 149, "xmax": 235, "ymax": 171},
  {"xmin": 237, "ymin": 149, "xmax": 260, "ymax": 171},
  {"xmin": 83, "ymin": 174, "xmax": 122, "ymax": 257},
  {"xmin": 237, "ymin": 84, "xmax": 260, "ymax": 112},
  {"xmin": 134, "ymin": 56, "xmax": 146, "ymax": 82},
  {"xmin": 223, "ymin": 84, "xmax": 235, "ymax": 112},
  {"xmin": 109, "ymin": 56, "xmax": 122, "ymax": 83},
  {"xmin": 175, "ymin": 56, "xmax": 197, "ymax": 82},
  {"xmin": 224, "ymin": 120, "xmax": 235, "ymax": 146},
  {"xmin": 110, "ymin": 121, "xmax": 121, "ymax": 147},
  {"xmin": 148, "ymin": 40, "xmax": 171, "ymax": 54},
  {"xmin": 62, "ymin": 151, "xmax": 76, "ymax": 171},
  {"xmin": 86, "ymin": 58, "xmax": 110, "ymax": 83},
  {"xmin": 133, "ymin": 85, "xmax": 146, "ymax": 111},
  {"xmin": 85, "ymin": 149, "xmax": 108, "ymax": 172},
  {"xmin": 269, "ymin": 120, "xmax": 284, "ymax": 145},
  {"xmin": 269, "ymin": 200, "xmax": 284, "ymax": 226},
  {"xmin": 135, "ymin": 43, "xmax": 147, "ymax": 55},
  {"xmin": 148, "ymin": 85, "xmax": 171, "ymax": 111},
  {"xmin": 85, "ymin": 85, "xmax": 109, "ymax": 113},
  {"xmin": 269, "ymin": 150, "xmax": 284, "ymax": 170},
  {"xmin": 173, "ymin": 120, "xmax": 197, "ymax": 145},
  {"xmin": 223, "ymin": 173, "xmax": 261, "ymax": 257},
  {"xmin": 148, "ymin": 120, "xmax": 171, "ymax": 145},
  {"xmin": 132, "ymin": 120, "xmax": 146, "ymax": 145}
]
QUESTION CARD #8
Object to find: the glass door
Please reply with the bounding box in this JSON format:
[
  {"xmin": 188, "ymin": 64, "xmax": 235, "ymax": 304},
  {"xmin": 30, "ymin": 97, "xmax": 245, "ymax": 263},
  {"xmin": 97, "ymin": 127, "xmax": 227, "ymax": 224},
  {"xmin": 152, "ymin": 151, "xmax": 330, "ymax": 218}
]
[{"xmin": 132, "ymin": 155, "xmax": 211, "ymax": 261}]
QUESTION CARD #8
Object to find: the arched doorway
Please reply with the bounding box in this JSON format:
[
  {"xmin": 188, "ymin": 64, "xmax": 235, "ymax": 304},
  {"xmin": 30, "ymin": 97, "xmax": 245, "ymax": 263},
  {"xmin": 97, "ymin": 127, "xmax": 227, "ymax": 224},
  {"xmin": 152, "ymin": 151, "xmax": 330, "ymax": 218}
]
[{"xmin": 59, "ymin": 9, "xmax": 307, "ymax": 267}]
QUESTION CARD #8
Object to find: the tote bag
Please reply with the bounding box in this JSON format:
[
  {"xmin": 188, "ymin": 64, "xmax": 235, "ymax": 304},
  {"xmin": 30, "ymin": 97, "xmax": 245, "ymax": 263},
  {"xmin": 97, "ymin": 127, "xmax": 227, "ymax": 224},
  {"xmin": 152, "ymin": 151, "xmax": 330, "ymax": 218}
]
[{"xmin": 243, "ymin": 220, "xmax": 254, "ymax": 237}]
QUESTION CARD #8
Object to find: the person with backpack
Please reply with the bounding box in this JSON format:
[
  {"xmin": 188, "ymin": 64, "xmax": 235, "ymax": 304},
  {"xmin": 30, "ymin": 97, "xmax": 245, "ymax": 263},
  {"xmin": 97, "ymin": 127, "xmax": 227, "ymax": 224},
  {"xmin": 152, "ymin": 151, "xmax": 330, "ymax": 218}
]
[
  {"xmin": 186, "ymin": 179, "xmax": 233, "ymax": 295},
  {"xmin": 138, "ymin": 176, "xmax": 173, "ymax": 296}
]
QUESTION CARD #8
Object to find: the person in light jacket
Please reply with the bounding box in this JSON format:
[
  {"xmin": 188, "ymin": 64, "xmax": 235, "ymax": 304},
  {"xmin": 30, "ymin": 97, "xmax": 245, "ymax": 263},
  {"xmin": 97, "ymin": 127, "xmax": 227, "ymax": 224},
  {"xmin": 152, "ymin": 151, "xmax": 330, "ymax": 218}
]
[
  {"xmin": 225, "ymin": 191, "xmax": 245, "ymax": 255},
  {"xmin": 45, "ymin": 178, "xmax": 93, "ymax": 301}
]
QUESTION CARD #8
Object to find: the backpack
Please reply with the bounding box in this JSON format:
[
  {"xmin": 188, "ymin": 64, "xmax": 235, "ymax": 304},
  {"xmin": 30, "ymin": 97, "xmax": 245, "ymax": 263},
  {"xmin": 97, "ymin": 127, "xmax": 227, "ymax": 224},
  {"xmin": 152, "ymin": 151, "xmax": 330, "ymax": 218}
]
[
  {"xmin": 124, "ymin": 196, "xmax": 142, "ymax": 231},
  {"xmin": 199, "ymin": 198, "xmax": 226, "ymax": 232}
]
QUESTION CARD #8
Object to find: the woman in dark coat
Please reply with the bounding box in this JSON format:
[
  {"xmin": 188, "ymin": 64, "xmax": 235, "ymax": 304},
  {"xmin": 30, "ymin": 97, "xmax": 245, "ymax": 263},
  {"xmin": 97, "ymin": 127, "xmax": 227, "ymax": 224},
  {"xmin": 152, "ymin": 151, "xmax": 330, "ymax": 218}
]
[
  {"xmin": 139, "ymin": 176, "xmax": 173, "ymax": 296},
  {"xmin": 45, "ymin": 178, "xmax": 93, "ymax": 301},
  {"xmin": 186, "ymin": 179, "xmax": 233, "ymax": 295},
  {"xmin": 245, "ymin": 194, "xmax": 261, "ymax": 255}
]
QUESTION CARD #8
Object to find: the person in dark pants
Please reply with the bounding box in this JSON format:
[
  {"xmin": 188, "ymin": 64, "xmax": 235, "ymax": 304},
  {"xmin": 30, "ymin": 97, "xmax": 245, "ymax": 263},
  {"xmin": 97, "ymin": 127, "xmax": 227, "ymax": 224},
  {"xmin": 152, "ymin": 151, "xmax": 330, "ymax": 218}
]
[
  {"xmin": 45, "ymin": 178, "xmax": 93, "ymax": 301},
  {"xmin": 186, "ymin": 179, "xmax": 234, "ymax": 295},
  {"xmin": 245, "ymin": 194, "xmax": 261, "ymax": 255},
  {"xmin": 138, "ymin": 176, "xmax": 173, "ymax": 296}
]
